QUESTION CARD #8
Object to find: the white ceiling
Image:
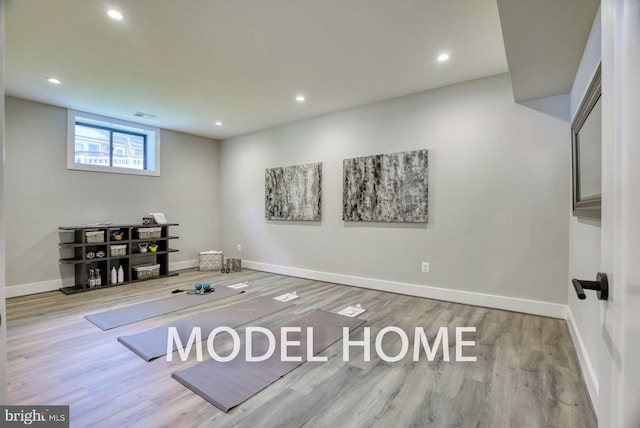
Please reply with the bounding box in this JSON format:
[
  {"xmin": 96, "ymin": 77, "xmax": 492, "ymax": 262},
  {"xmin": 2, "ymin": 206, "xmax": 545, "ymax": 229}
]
[{"xmin": 5, "ymin": 0, "xmax": 597, "ymax": 140}]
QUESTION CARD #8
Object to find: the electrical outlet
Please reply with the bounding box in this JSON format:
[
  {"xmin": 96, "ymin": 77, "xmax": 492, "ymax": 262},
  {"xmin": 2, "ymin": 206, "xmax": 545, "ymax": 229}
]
[
  {"xmin": 421, "ymin": 262, "xmax": 430, "ymax": 273},
  {"xmin": 237, "ymin": 244, "xmax": 242, "ymax": 252}
]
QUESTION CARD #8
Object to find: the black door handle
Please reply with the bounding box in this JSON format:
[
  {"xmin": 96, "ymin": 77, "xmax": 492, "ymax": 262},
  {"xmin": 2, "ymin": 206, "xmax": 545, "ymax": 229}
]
[{"xmin": 572, "ymin": 272, "xmax": 608, "ymax": 301}]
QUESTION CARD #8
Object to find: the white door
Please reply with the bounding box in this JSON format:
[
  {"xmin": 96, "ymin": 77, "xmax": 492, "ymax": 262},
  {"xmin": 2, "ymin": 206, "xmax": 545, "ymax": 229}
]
[{"xmin": 599, "ymin": 0, "xmax": 640, "ymax": 426}]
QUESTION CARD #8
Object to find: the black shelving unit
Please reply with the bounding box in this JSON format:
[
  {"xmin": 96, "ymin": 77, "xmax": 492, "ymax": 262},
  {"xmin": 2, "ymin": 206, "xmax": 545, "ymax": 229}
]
[{"xmin": 58, "ymin": 223, "xmax": 179, "ymax": 294}]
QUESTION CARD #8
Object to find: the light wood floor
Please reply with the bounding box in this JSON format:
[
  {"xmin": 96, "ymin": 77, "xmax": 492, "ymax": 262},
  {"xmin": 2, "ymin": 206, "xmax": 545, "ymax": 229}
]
[{"xmin": 6, "ymin": 269, "xmax": 597, "ymax": 428}]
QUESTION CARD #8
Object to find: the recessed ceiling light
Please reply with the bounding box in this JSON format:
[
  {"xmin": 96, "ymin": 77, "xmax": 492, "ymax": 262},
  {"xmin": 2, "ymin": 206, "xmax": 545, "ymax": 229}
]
[
  {"xmin": 47, "ymin": 77, "xmax": 61, "ymax": 84},
  {"xmin": 107, "ymin": 10, "xmax": 124, "ymax": 20},
  {"xmin": 215, "ymin": 121, "xmax": 223, "ymax": 126},
  {"xmin": 437, "ymin": 53, "xmax": 450, "ymax": 62},
  {"xmin": 296, "ymin": 95, "xmax": 305, "ymax": 102}
]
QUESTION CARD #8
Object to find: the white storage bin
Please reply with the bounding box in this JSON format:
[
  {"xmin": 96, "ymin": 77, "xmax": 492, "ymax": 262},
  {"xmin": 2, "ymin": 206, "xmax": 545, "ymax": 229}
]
[{"xmin": 199, "ymin": 251, "xmax": 223, "ymax": 271}]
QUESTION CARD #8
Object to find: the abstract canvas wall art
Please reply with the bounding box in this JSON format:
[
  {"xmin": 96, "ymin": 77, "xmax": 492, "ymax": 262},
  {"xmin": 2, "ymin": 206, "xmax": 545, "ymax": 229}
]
[
  {"xmin": 343, "ymin": 150, "xmax": 428, "ymax": 223},
  {"xmin": 265, "ymin": 162, "xmax": 322, "ymax": 221}
]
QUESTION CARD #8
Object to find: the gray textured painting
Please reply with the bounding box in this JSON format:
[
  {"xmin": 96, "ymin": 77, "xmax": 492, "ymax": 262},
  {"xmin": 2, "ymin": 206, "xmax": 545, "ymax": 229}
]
[
  {"xmin": 343, "ymin": 150, "xmax": 428, "ymax": 223},
  {"xmin": 265, "ymin": 162, "xmax": 322, "ymax": 221}
]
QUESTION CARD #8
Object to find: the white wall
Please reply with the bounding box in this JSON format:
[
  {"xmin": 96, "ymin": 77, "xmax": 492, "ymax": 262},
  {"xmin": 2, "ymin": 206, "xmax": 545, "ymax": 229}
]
[
  {"xmin": 4, "ymin": 96, "xmax": 221, "ymax": 295},
  {"xmin": 219, "ymin": 73, "xmax": 570, "ymax": 314},
  {"xmin": 566, "ymin": 7, "xmax": 601, "ymax": 412}
]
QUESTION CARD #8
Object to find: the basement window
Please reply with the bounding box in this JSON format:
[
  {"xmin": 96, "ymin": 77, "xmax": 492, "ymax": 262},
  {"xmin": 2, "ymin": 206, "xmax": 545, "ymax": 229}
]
[{"xmin": 67, "ymin": 109, "xmax": 160, "ymax": 176}]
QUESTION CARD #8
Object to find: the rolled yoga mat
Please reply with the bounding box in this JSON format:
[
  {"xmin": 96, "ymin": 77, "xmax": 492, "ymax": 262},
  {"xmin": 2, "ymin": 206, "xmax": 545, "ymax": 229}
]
[
  {"xmin": 118, "ymin": 296, "xmax": 295, "ymax": 361},
  {"xmin": 85, "ymin": 286, "xmax": 243, "ymax": 330},
  {"xmin": 171, "ymin": 309, "xmax": 366, "ymax": 413}
]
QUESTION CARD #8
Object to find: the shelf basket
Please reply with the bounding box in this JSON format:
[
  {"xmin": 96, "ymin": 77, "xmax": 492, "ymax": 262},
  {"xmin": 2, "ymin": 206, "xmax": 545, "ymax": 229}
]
[
  {"xmin": 136, "ymin": 227, "xmax": 162, "ymax": 239},
  {"xmin": 133, "ymin": 263, "xmax": 160, "ymax": 280},
  {"xmin": 110, "ymin": 244, "xmax": 127, "ymax": 257},
  {"xmin": 85, "ymin": 230, "xmax": 105, "ymax": 243}
]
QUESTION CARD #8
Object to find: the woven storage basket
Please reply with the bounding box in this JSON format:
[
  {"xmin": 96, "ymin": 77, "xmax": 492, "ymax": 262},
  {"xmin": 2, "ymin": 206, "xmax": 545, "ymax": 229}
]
[
  {"xmin": 199, "ymin": 252, "xmax": 223, "ymax": 271},
  {"xmin": 85, "ymin": 230, "xmax": 105, "ymax": 243},
  {"xmin": 136, "ymin": 227, "xmax": 162, "ymax": 239},
  {"xmin": 110, "ymin": 244, "xmax": 127, "ymax": 256},
  {"xmin": 133, "ymin": 263, "xmax": 160, "ymax": 279}
]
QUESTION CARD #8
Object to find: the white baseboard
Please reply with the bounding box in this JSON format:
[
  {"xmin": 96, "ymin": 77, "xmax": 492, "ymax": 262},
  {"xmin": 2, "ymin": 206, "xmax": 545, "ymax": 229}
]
[
  {"xmin": 6, "ymin": 260, "xmax": 566, "ymax": 321},
  {"xmin": 566, "ymin": 305, "xmax": 599, "ymax": 415},
  {"xmin": 6, "ymin": 259, "xmax": 199, "ymax": 298},
  {"xmin": 6, "ymin": 279, "xmax": 63, "ymax": 298},
  {"xmin": 242, "ymin": 260, "xmax": 568, "ymax": 319},
  {"xmin": 170, "ymin": 259, "xmax": 198, "ymax": 271},
  {"xmin": 6, "ymin": 259, "xmax": 566, "ymax": 319}
]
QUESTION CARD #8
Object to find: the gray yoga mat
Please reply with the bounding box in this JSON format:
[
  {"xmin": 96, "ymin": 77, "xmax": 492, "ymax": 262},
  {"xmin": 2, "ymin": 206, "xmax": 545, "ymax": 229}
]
[
  {"xmin": 118, "ymin": 296, "xmax": 295, "ymax": 361},
  {"xmin": 85, "ymin": 286, "xmax": 243, "ymax": 330},
  {"xmin": 172, "ymin": 309, "xmax": 366, "ymax": 413}
]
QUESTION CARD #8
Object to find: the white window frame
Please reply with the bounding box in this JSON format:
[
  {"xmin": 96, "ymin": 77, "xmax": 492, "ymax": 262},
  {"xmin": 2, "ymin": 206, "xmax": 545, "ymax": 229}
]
[{"xmin": 67, "ymin": 109, "xmax": 161, "ymax": 177}]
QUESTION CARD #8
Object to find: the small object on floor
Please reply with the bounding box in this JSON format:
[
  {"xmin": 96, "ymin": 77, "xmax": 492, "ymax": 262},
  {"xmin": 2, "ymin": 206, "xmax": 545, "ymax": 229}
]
[
  {"xmin": 221, "ymin": 258, "xmax": 232, "ymax": 273},
  {"xmin": 227, "ymin": 282, "xmax": 249, "ymax": 289},
  {"xmin": 188, "ymin": 282, "xmax": 215, "ymax": 295},
  {"xmin": 171, "ymin": 289, "xmax": 184, "ymax": 294},
  {"xmin": 200, "ymin": 250, "xmax": 223, "ymax": 271},
  {"xmin": 337, "ymin": 303, "xmax": 366, "ymax": 317},
  {"xmin": 273, "ymin": 291, "xmax": 299, "ymax": 302}
]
